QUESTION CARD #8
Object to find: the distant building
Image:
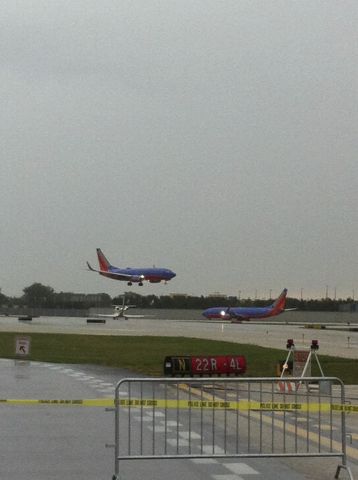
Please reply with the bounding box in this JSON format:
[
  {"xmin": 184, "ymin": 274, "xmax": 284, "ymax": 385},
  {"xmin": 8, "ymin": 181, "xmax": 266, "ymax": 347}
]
[
  {"xmin": 58, "ymin": 293, "xmax": 108, "ymax": 303},
  {"xmin": 208, "ymin": 292, "xmax": 227, "ymax": 299},
  {"xmin": 339, "ymin": 303, "xmax": 358, "ymax": 313}
]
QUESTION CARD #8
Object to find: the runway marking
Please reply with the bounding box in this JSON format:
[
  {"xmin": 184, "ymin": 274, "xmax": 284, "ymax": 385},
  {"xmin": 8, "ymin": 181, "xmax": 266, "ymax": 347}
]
[
  {"xmin": 125, "ymin": 398, "xmax": 262, "ymax": 479},
  {"xmin": 178, "ymin": 384, "xmax": 358, "ymax": 461},
  {"xmin": 191, "ymin": 458, "xmax": 218, "ymax": 464},
  {"xmin": 222, "ymin": 462, "xmax": 259, "ymax": 475},
  {"xmin": 167, "ymin": 438, "xmax": 189, "ymax": 447},
  {"xmin": 313, "ymin": 423, "xmax": 338, "ymax": 431},
  {"xmin": 296, "ymin": 417, "xmax": 310, "ymax": 422},
  {"xmin": 202, "ymin": 445, "xmax": 225, "ymax": 454},
  {"xmin": 53, "ymin": 369, "xmax": 119, "ymax": 395},
  {"xmin": 179, "ymin": 431, "xmax": 202, "ymax": 440},
  {"xmin": 144, "ymin": 411, "xmax": 165, "ymax": 417},
  {"xmin": 164, "ymin": 420, "xmax": 183, "ymax": 427},
  {"xmin": 78, "ymin": 375, "xmax": 95, "ymax": 381},
  {"xmin": 212, "ymin": 474, "xmax": 244, "ymax": 480},
  {"xmin": 148, "ymin": 426, "xmax": 172, "ymax": 433},
  {"xmin": 133, "ymin": 416, "xmax": 154, "ymax": 422}
]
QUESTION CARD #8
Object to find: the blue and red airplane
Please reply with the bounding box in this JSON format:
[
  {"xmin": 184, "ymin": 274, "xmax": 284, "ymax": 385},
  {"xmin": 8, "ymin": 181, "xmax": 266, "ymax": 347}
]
[
  {"xmin": 202, "ymin": 288, "xmax": 294, "ymax": 322},
  {"xmin": 87, "ymin": 248, "xmax": 176, "ymax": 286}
]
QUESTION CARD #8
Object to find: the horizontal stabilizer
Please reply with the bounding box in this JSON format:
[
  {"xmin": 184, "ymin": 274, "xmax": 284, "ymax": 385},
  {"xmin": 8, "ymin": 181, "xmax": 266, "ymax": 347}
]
[{"xmin": 86, "ymin": 261, "xmax": 98, "ymax": 272}]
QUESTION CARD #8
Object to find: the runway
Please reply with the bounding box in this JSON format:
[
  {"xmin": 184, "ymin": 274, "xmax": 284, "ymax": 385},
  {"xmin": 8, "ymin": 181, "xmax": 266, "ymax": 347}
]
[
  {"xmin": 0, "ymin": 315, "xmax": 357, "ymax": 480},
  {"xmin": 0, "ymin": 314, "xmax": 357, "ymax": 359},
  {"xmin": 1, "ymin": 359, "xmax": 356, "ymax": 480}
]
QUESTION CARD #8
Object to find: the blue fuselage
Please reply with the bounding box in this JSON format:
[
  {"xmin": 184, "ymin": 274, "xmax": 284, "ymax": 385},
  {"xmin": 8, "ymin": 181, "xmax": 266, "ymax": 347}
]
[
  {"xmin": 202, "ymin": 306, "xmax": 276, "ymax": 321},
  {"xmin": 108, "ymin": 266, "xmax": 176, "ymax": 283}
]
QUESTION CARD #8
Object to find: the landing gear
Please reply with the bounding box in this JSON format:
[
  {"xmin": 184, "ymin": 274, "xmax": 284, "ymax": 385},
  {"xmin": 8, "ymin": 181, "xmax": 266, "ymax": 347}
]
[
  {"xmin": 127, "ymin": 281, "xmax": 132, "ymax": 286},
  {"xmin": 139, "ymin": 282, "xmax": 143, "ymax": 286}
]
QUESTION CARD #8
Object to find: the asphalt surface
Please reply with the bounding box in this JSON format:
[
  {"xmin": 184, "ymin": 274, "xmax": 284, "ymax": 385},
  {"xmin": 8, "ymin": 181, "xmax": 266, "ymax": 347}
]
[
  {"xmin": 0, "ymin": 313, "xmax": 357, "ymax": 358},
  {"xmin": 0, "ymin": 360, "xmax": 310, "ymax": 480},
  {"xmin": 0, "ymin": 315, "xmax": 357, "ymax": 479},
  {"xmin": 1, "ymin": 358, "xmax": 357, "ymax": 480}
]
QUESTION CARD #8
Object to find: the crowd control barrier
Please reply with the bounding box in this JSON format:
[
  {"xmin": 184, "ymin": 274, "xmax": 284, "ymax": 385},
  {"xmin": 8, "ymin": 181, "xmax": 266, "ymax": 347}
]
[{"xmin": 111, "ymin": 376, "xmax": 354, "ymax": 480}]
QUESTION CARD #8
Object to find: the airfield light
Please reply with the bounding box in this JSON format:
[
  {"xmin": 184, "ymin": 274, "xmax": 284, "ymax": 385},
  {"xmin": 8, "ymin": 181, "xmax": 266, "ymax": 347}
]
[
  {"xmin": 286, "ymin": 339, "xmax": 295, "ymax": 349},
  {"xmin": 311, "ymin": 339, "xmax": 319, "ymax": 350}
]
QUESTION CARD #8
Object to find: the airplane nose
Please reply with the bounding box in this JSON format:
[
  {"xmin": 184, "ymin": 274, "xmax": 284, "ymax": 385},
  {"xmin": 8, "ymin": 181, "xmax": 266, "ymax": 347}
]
[{"xmin": 171, "ymin": 271, "xmax": 176, "ymax": 278}]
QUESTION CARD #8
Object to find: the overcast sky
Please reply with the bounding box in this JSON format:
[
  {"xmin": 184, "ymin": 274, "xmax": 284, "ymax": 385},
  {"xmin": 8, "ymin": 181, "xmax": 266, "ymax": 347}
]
[{"xmin": 1, "ymin": 1, "xmax": 357, "ymax": 300}]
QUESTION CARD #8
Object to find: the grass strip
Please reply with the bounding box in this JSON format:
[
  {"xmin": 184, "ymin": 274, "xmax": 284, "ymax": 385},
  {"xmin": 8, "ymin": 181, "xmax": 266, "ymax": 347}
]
[{"xmin": 0, "ymin": 332, "xmax": 357, "ymax": 383}]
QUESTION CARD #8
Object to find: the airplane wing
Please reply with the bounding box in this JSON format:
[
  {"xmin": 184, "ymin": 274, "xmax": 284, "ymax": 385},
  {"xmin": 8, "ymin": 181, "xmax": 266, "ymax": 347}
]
[
  {"xmin": 94, "ymin": 313, "xmax": 144, "ymax": 319},
  {"xmin": 95, "ymin": 312, "xmax": 155, "ymax": 319},
  {"xmin": 105, "ymin": 271, "xmax": 140, "ymax": 280},
  {"xmin": 87, "ymin": 262, "xmax": 136, "ymax": 280}
]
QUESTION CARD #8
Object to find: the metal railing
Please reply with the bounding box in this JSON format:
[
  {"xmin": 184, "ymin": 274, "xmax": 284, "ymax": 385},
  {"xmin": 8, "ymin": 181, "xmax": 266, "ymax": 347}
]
[{"xmin": 111, "ymin": 377, "xmax": 354, "ymax": 480}]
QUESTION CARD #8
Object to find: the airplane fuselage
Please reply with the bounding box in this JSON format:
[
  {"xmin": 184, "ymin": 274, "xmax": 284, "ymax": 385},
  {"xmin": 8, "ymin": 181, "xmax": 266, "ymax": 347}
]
[
  {"xmin": 102, "ymin": 266, "xmax": 176, "ymax": 283},
  {"xmin": 87, "ymin": 248, "xmax": 176, "ymax": 286},
  {"xmin": 202, "ymin": 306, "xmax": 283, "ymax": 321},
  {"xmin": 202, "ymin": 289, "xmax": 288, "ymax": 322}
]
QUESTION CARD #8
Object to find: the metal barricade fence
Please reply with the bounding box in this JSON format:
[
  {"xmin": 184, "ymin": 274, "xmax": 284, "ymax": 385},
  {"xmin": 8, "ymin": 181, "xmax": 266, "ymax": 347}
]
[{"xmin": 111, "ymin": 377, "xmax": 354, "ymax": 480}]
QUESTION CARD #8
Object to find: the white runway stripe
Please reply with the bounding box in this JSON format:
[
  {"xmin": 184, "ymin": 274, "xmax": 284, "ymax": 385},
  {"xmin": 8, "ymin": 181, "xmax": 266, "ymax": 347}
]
[
  {"xmin": 191, "ymin": 458, "xmax": 218, "ymax": 464},
  {"xmin": 166, "ymin": 438, "xmax": 189, "ymax": 447},
  {"xmin": 202, "ymin": 445, "xmax": 225, "ymax": 454},
  {"xmin": 144, "ymin": 411, "xmax": 165, "ymax": 417},
  {"xmin": 222, "ymin": 463, "xmax": 259, "ymax": 475},
  {"xmin": 179, "ymin": 431, "xmax": 201, "ymax": 440},
  {"xmin": 212, "ymin": 475, "xmax": 245, "ymax": 480}
]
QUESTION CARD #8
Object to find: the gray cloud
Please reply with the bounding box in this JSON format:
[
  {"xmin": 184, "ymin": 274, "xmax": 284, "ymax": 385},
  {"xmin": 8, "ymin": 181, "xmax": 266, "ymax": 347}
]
[{"xmin": 0, "ymin": 1, "xmax": 357, "ymax": 299}]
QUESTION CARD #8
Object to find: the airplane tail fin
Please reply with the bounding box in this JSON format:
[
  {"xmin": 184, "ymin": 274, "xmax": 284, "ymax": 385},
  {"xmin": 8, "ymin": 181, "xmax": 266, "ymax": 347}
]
[
  {"xmin": 271, "ymin": 288, "xmax": 288, "ymax": 313},
  {"xmin": 96, "ymin": 248, "xmax": 111, "ymax": 272}
]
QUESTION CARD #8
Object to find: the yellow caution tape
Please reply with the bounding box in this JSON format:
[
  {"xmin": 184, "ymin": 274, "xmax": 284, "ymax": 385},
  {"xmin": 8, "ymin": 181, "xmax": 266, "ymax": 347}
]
[
  {"xmin": 0, "ymin": 398, "xmax": 114, "ymax": 407},
  {"xmin": 118, "ymin": 398, "xmax": 358, "ymax": 413},
  {"xmin": 0, "ymin": 397, "xmax": 357, "ymax": 413}
]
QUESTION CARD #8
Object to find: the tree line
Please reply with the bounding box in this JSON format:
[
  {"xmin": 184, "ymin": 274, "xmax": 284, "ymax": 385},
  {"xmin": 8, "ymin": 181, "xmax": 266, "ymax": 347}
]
[{"xmin": 0, "ymin": 283, "xmax": 356, "ymax": 311}]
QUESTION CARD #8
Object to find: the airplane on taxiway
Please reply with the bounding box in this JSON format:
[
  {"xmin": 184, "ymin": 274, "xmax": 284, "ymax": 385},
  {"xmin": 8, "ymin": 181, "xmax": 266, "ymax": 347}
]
[
  {"xmin": 87, "ymin": 248, "xmax": 176, "ymax": 286},
  {"xmin": 94, "ymin": 296, "xmax": 151, "ymax": 320},
  {"xmin": 202, "ymin": 288, "xmax": 295, "ymax": 322}
]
